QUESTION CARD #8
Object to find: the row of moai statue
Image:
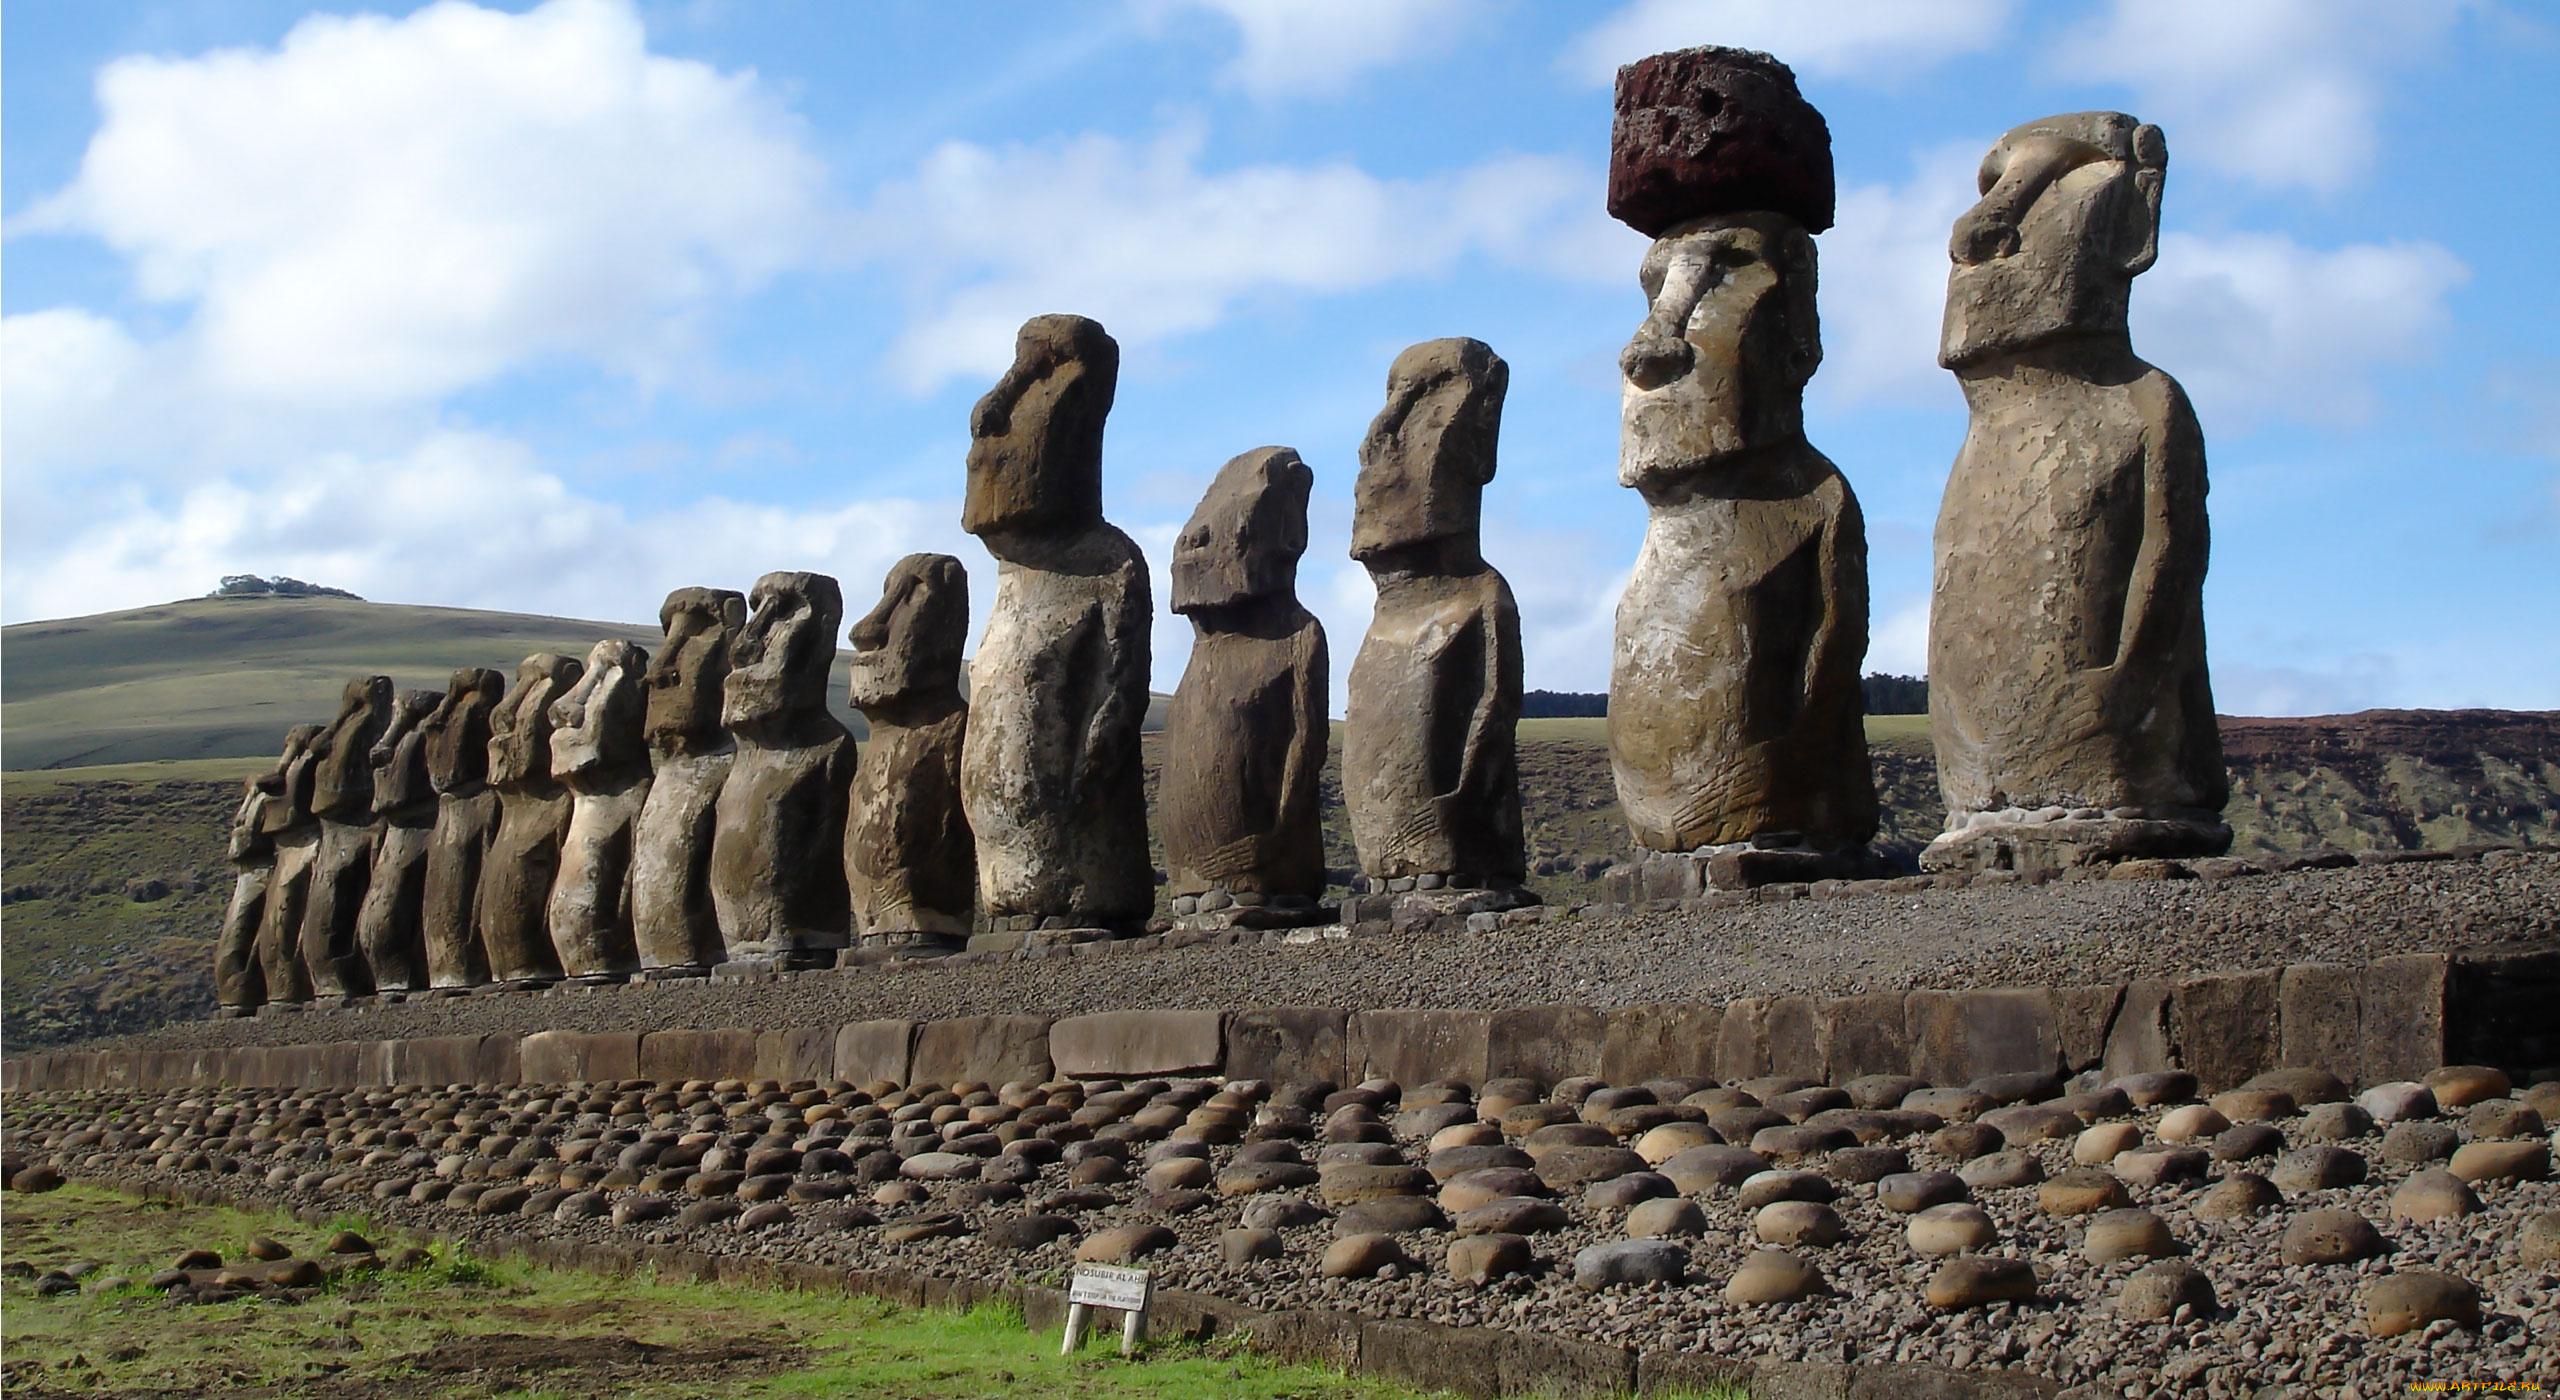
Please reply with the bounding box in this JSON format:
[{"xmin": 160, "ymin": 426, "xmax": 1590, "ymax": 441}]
[
  {"xmin": 1602, "ymin": 46, "xmax": 2226, "ymax": 886},
  {"xmin": 212, "ymin": 312, "xmax": 1530, "ymax": 1012},
  {"xmin": 213, "ymin": 44, "xmax": 2233, "ymax": 1009}
]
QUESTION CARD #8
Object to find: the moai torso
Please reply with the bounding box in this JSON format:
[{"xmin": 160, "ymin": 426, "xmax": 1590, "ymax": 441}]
[
  {"xmin": 547, "ymin": 638, "xmax": 652, "ymax": 980},
  {"xmin": 1163, "ymin": 447, "xmax": 1329, "ymax": 902},
  {"xmin": 845, "ymin": 554, "xmax": 975, "ymax": 946},
  {"xmin": 254, "ymin": 723, "xmax": 325, "ymax": 1004},
  {"xmin": 711, "ymin": 572, "xmax": 854, "ymax": 965},
  {"xmin": 958, "ymin": 315, "xmax": 1155, "ymax": 928},
  {"xmin": 421, "ymin": 668, "xmax": 506, "ymax": 988},
  {"xmin": 1605, "ymin": 215, "xmax": 1875, "ymax": 854},
  {"xmin": 479, "ymin": 653, "xmax": 583, "ymax": 984},
  {"xmin": 355, "ymin": 688, "xmax": 440, "ymax": 992},
  {"xmin": 1927, "ymin": 112, "xmax": 2224, "ymax": 870},
  {"xmin": 299, "ymin": 675, "xmax": 393, "ymax": 997},
  {"xmin": 632, "ymin": 588, "xmax": 745, "ymax": 972},
  {"xmin": 1342, "ymin": 338, "xmax": 1525, "ymax": 885}
]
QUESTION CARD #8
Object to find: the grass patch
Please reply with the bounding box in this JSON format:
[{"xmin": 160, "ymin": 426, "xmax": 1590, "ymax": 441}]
[{"xmin": 0, "ymin": 1182, "xmax": 1456, "ymax": 1399}]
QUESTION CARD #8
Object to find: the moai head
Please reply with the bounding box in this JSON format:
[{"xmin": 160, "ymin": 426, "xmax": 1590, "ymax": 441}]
[
  {"xmin": 962, "ymin": 314, "xmax": 1118, "ymax": 550},
  {"xmin": 644, "ymin": 587, "xmax": 747, "ymax": 750},
  {"xmin": 487, "ymin": 653, "xmax": 584, "ymax": 789},
  {"xmin": 549, "ymin": 638, "xmax": 652, "ymax": 781},
  {"xmin": 1618, "ymin": 212, "xmax": 1821, "ymax": 490},
  {"xmin": 847, "ymin": 555, "xmax": 968, "ymax": 709},
  {"xmin": 310, "ymin": 675, "xmax": 394, "ymax": 822},
  {"xmin": 255, "ymin": 723, "xmax": 326, "ymax": 836},
  {"xmin": 1941, "ymin": 111, "xmax": 2166, "ymax": 369},
  {"xmin": 723, "ymin": 571, "xmax": 843, "ymax": 731},
  {"xmin": 1351, "ymin": 338, "xmax": 1507, "ymax": 565},
  {"xmin": 1173, "ymin": 446, "xmax": 1312, "ymax": 615},
  {"xmin": 424, "ymin": 668, "xmax": 507, "ymax": 795},
  {"xmin": 368, "ymin": 689, "xmax": 441, "ymax": 815}
]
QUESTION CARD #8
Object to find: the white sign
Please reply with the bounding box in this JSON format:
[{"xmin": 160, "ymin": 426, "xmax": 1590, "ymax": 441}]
[{"xmin": 1067, "ymin": 1263, "xmax": 1152, "ymax": 1311}]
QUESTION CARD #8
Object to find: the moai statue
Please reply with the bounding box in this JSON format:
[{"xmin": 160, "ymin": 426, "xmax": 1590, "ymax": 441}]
[
  {"xmin": 1604, "ymin": 47, "xmax": 1880, "ymax": 890},
  {"xmin": 253, "ymin": 723, "xmax": 326, "ymax": 1004},
  {"xmin": 354, "ymin": 688, "xmax": 440, "ymax": 993},
  {"xmin": 1925, "ymin": 111, "xmax": 2227, "ymax": 874},
  {"xmin": 299, "ymin": 675, "xmax": 393, "ymax": 999},
  {"xmin": 844, "ymin": 555, "xmax": 975, "ymax": 952},
  {"xmin": 478, "ymin": 652, "xmax": 584, "ymax": 986},
  {"xmin": 1162, "ymin": 447, "xmax": 1330, "ymax": 927},
  {"xmin": 631, "ymin": 587, "xmax": 747, "ymax": 975},
  {"xmin": 213, "ymin": 734, "xmax": 302, "ymax": 1016},
  {"xmin": 711, "ymin": 572, "xmax": 854, "ymax": 967},
  {"xmin": 958, "ymin": 314, "xmax": 1154, "ymax": 939},
  {"xmin": 1342, "ymin": 338, "xmax": 1529, "ymax": 904},
  {"xmin": 421, "ymin": 668, "xmax": 505, "ymax": 990},
  {"xmin": 547, "ymin": 638, "xmax": 652, "ymax": 982}
]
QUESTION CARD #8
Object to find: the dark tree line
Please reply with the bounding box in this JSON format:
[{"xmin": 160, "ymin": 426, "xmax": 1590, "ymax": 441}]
[{"xmin": 1522, "ymin": 674, "xmax": 1929, "ymax": 720}]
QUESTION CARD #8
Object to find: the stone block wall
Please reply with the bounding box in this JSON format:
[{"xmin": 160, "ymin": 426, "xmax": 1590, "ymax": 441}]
[{"xmin": 7, "ymin": 947, "xmax": 2550, "ymax": 1096}]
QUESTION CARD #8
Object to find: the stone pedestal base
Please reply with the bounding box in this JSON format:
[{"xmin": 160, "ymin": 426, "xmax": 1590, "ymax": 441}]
[
  {"xmin": 963, "ymin": 925, "xmax": 1125, "ymax": 955},
  {"xmin": 838, "ymin": 934, "xmax": 965, "ymax": 968},
  {"xmin": 418, "ymin": 986, "xmax": 472, "ymax": 999},
  {"xmin": 559, "ymin": 973, "xmax": 625, "ymax": 988},
  {"xmin": 1920, "ymin": 814, "xmax": 2232, "ymax": 876},
  {"xmin": 1339, "ymin": 883, "xmax": 1538, "ymax": 935},
  {"xmin": 255, "ymin": 1001, "xmax": 306, "ymax": 1016},
  {"xmin": 1167, "ymin": 889, "xmax": 1332, "ymax": 933},
  {"xmin": 632, "ymin": 965, "xmax": 711, "ymax": 983},
  {"xmin": 1605, "ymin": 843, "xmax": 1900, "ymax": 904},
  {"xmin": 216, "ymin": 1006, "xmax": 254, "ymax": 1020}
]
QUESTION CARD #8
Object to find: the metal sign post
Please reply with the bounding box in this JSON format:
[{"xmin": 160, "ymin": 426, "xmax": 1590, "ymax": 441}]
[{"xmin": 1062, "ymin": 1264, "xmax": 1154, "ymax": 1357}]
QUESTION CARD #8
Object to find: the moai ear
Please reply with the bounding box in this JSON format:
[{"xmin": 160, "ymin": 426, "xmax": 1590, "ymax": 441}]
[{"xmin": 2122, "ymin": 123, "xmax": 2168, "ymax": 277}]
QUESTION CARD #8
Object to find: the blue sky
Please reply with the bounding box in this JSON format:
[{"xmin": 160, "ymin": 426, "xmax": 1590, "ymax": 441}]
[{"xmin": 5, "ymin": 0, "xmax": 2554, "ymax": 715}]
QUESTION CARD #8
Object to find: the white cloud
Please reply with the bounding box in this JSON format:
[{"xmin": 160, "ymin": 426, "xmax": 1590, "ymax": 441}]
[
  {"xmin": 2048, "ymin": 0, "xmax": 2466, "ymax": 195},
  {"xmin": 848, "ymin": 124, "xmax": 1628, "ymax": 392},
  {"xmin": 2210, "ymin": 657, "xmax": 2403, "ymax": 718},
  {"xmin": 0, "ymin": 427, "xmax": 977, "ymax": 632},
  {"xmin": 1150, "ymin": 0, "xmax": 1469, "ymax": 99},
  {"xmin": 15, "ymin": 0, "xmax": 824, "ymax": 405},
  {"xmin": 1809, "ymin": 143, "xmax": 1984, "ymax": 408},
  {"xmin": 2135, "ymin": 232, "xmax": 2468, "ymax": 430},
  {"xmin": 1565, "ymin": 0, "xmax": 2016, "ymax": 83},
  {"xmin": 1864, "ymin": 595, "xmax": 1931, "ymax": 677}
]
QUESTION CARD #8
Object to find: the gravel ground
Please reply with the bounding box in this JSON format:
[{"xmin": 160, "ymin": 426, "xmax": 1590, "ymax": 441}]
[
  {"xmin": 86, "ymin": 850, "xmax": 2560, "ymax": 1054},
  {"xmin": 11, "ymin": 1062, "xmax": 2557, "ymax": 1397}
]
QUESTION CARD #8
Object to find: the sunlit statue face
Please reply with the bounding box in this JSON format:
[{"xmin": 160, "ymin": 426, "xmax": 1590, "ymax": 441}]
[
  {"xmin": 846, "ymin": 554, "xmax": 968, "ymax": 708},
  {"xmin": 723, "ymin": 571, "xmax": 841, "ymax": 730},
  {"xmin": 1941, "ymin": 111, "xmax": 2165, "ymax": 369},
  {"xmin": 1617, "ymin": 211, "xmax": 1819, "ymax": 493}
]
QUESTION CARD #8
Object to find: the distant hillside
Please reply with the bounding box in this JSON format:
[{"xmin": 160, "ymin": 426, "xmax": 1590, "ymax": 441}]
[{"xmin": 1, "ymin": 596, "xmax": 1176, "ymax": 771}]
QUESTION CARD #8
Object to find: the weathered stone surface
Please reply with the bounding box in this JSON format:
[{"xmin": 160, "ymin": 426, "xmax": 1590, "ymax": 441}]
[
  {"xmin": 2280, "ymin": 1208, "xmax": 2386, "ymax": 1265},
  {"xmin": 1600, "ymin": 1003, "xmax": 1721, "ymax": 1086},
  {"xmin": 2362, "ymin": 1270, "xmax": 2480, "ymax": 1338},
  {"xmin": 961, "ymin": 316, "xmax": 1153, "ymax": 929},
  {"xmin": 1608, "ymin": 46, "xmax": 1833, "ymax": 237},
  {"xmin": 2116, "ymin": 1259, "xmax": 2215, "ymax": 1321},
  {"xmin": 1814, "ymin": 994, "xmax": 1910, "ymax": 1084},
  {"xmin": 1575, "ymin": 1238, "xmax": 1688, "ymax": 1289},
  {"xmin": 637, "ymin": 1029, "xmax": 757, "ymax": 1084},
  {"xmin": 2362, "ymin": 955, "xmax": 2450, "ymax": 1084},
  {"xmin": 1351, "ymin": 1009, "xmax": 1492, "ymax": 1088},
  {"xmin": 1050, "ymin": 1010, "xmax": 1225, "ymax": 1079},
  {"xmin": 714, "ymin": 572, "xmax": 854, "ymax": 965},
  {"xmin": 420, "ymin": 669, "xmax": 506, "ymax": 989},
  {"xmin": 1723, "ymin": 1247, "xmax": 1822, "ymax": 1304},
  {"xmin": 547, "ymin": 638, "xmax": 651, "ymax": 980},
  {"xmin": 1609, "ymin": 207, "xmax": 1874, "ymax": 857},
  {"xmin": 1485, "ymin": 1005, "xmax": 1603, "ymax": 1086},
  {"xmin": 844, "ymin": 555, "xmax": 974, "ymax": 946},
  {"xmin": 301, "ymin": 676, "xmax": 394, "ymax": 996},
  {"xmin": 910, "ymin": 1014, "xmax": 1052, "ymax": 1089},
  {"xmin": 1906, "ymin": 988, "xmax": 2058, "ymax": 1086},
  {"xmin": 354, "ymin": 688, "xmax": 440, "ymax": 992},
  {"xmin": 254, "ymin": 723, "xmax": 327, "ymax": 1003},
  {"xmin": 480, "ymin": 654, "xmax": 583, "ymax": 985},
  {"xmin": 832, "ymin": 1020, "xmax": 914, "ymax": 1088},
  {"xmin": 1226, "ymin": 1008, "xmax": 1348, "ymax": 1087},
  {"xmin": 632, "ymin": 587, "xmax": 746, "ymax": 972},
  {"xmin": 2083, "ymin": 1207, "xmax": 2175, "ymax": 1263},
  {"xmin": 2278, "ymin": 962, "xmax": 2361, "ymax": 1085},
  {"xmin": 1926, "ymin": 112, "xmax": 2226, "ymax": 874},
  {"xmin": 2391, "ymin": 1168, "xmax": 2480, "ymax": 1223},
  {"xmin": 1343, "ymin": 338, "xmax": 1526, "ymax": 886},
  {"xmin": 1164, "ymin": 447, "xmax": 1328, "ymax": 903},
  {"xmin": 1925, "ymin": 1256, "xmax": 2037, "ymax": 1309},
  {"xmin": 2174, "ymin": 970, "xmax": 2280, "ymax": 1092},
  {"xmin": 1907, "ymin": 1203, "xmax": 1998, "ymax": 1257},
  {"xmin": 1446, "ymin": 1232, "xmax": 1535, "ymax": 1284},
  {"xmin": 215, "ymin": 732, "xmax": 301, "ymax": 1010}
]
